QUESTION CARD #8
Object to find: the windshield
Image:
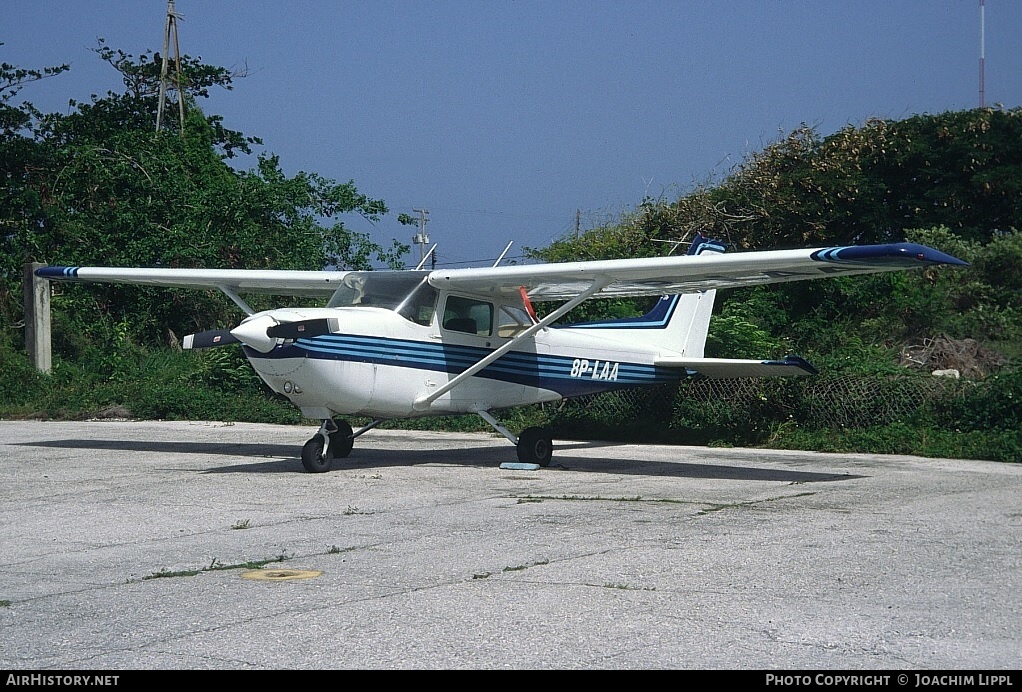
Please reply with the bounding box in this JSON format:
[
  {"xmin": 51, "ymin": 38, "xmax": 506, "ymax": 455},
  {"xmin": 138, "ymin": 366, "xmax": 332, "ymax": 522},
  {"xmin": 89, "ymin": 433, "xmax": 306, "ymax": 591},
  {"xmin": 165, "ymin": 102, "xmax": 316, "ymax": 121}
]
[{"xmin": 326, "ymin": 271, "xmax": 437, "ymax": 326}]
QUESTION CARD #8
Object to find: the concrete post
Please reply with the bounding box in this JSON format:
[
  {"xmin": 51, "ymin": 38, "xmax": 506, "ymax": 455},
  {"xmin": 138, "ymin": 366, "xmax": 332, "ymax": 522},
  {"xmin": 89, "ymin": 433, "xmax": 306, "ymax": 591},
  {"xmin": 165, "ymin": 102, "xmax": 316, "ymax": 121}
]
[{"xmin": 23, "ymin": 261, "xmax": 51, "ymax": 374}]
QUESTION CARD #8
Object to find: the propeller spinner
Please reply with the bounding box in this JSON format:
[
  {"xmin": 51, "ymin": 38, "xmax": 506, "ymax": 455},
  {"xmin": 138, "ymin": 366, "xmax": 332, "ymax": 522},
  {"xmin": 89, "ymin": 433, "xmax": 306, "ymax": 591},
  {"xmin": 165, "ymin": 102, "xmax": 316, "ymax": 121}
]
[{"xmin": 184, "ymin": 314, "xmax": 339, "ymax": 353}]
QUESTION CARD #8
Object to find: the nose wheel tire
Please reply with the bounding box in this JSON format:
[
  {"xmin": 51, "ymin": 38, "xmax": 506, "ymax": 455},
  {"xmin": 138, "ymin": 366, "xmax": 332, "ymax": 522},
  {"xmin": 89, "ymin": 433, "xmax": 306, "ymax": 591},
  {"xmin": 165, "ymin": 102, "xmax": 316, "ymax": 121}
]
[
  {"xmin": 301, "ymin": 419, "xmax": 354, "ymax": 473},
  {"xmin": 516, "ymin": 426, "xmax": 553, "ymax": 467},
  {"xmin": 301, "ymin": 436, "xmax": 332, "ymax": 473}
]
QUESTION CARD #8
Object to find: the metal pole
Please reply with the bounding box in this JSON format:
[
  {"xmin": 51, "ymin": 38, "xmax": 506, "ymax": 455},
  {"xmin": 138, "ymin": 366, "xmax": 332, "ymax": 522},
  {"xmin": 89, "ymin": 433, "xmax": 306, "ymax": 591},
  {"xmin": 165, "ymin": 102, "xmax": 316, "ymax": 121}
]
[{"xmin": 979, "ymin": 0, "xmax": 986, "ymax": 108}]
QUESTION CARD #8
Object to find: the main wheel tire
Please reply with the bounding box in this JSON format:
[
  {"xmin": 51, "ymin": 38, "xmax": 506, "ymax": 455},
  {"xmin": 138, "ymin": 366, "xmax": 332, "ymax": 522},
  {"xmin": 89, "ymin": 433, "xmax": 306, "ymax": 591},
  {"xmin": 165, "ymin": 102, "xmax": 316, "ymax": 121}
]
[
  {"xmin": 517, "ymin": 426, "xmax": 553, "ymax": 467},
  {"xmin": 301, "ymin": 436, "xmax": 333, "ymax": 473},
  {"xmin": 328, "ymin": 419, "xmax": 354, "ymax": 459}
]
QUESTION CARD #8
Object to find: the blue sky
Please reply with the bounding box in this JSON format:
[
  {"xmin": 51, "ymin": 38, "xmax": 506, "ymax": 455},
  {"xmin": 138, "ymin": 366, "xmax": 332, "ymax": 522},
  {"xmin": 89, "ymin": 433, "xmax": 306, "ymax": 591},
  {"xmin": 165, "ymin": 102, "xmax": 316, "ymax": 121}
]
[{"xmin": 4, "ymin": 1, "xmax": 1020, "ymax": 268}]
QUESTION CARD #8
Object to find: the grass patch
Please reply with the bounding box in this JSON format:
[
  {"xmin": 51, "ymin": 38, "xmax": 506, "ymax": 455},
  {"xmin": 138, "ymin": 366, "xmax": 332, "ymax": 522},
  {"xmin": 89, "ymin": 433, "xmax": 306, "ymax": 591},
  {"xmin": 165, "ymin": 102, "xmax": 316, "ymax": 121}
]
[
  {"xmin": 695, "ymin": 492, "xmax": 816, "ymax": 516},
  {"xmin": 517, "ymin": 494, "xmax": 696, "ymax": 505},
  {"xmin": 142, "ymin": 552, "xmax": 292, "ymax": 581},
  {"xmin": 502, "ymin": 559, "xmax": 549, "ymax": 572},
  {"xmin": 767, "ymin": 424, "xmax": 1022, "ymax": 463},
  {"xmin": 602, "ymin": 583, "xmax": 656, "ymax": 591}
]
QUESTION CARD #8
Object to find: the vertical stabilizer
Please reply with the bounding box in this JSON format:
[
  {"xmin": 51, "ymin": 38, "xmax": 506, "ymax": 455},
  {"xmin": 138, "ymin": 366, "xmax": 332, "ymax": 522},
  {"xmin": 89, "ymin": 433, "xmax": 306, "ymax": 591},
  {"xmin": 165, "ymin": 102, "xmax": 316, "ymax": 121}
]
[
  {"xmin": 561, "ymin": 233, "xmax": 726, "ymax": 355},
  {"xmin": 651, "ymin": 233, "xmax": 724, "ymax": 356}
]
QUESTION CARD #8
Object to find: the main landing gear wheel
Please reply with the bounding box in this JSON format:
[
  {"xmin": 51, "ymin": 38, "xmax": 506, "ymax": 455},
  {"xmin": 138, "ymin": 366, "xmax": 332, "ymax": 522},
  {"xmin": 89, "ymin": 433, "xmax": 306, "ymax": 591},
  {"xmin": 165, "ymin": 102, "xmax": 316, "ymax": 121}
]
[
  {"xmin": 517, "ymin": 426, "xmax": 553, "ymax": 467},
  {"xmin": 301, "ymin": 419, "xmax": 353, "ymax": 473}
]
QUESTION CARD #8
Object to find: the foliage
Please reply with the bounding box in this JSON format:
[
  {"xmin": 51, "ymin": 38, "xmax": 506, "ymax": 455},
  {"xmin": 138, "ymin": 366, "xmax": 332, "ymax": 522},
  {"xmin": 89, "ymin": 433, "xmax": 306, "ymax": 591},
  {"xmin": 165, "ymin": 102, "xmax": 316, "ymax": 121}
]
[
  {"xmin": 0, "ymin": 336, "xmax": 299, "ymax": 424},
  {"xmin": 700, "ymin": 110, "xmax": 1022, "ymax": 250},
  {"xmin": 1, "ymin": 44, "xmax": 408, "ymax": 351},
  {"xmin": 935, "ymin": 368, "xmax": 1022, "ymax": 434},
  {"xmin": 704, "ymin": 288, "xmax": 788, "ymax": 359},
  {"xmin": 767, "ymin": 423, "xmax": 1022, "ymax": 464},
  {"xmin": 528, "ymin": 110, "xmax": 1022, "ymax": 351},
  {"xmin": 530, "ymin": 109, "xmax": 1022, "ymax": 264}
]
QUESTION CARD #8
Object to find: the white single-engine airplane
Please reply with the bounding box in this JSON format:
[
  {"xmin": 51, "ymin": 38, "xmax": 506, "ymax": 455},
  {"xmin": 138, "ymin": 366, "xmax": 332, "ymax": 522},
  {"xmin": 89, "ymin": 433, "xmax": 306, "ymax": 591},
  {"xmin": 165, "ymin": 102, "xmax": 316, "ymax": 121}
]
[{"xmin": 37, "ymin": 234, "xmax": 965, "ymax": 472}]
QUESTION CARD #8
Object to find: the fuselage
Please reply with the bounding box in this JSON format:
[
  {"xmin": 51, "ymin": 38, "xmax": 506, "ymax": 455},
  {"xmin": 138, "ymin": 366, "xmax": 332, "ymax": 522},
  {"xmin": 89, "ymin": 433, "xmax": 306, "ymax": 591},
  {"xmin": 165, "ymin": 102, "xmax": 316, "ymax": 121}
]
[{"xmin": 243, "ymin": 304, "xmax": 680, "ymax": 420}]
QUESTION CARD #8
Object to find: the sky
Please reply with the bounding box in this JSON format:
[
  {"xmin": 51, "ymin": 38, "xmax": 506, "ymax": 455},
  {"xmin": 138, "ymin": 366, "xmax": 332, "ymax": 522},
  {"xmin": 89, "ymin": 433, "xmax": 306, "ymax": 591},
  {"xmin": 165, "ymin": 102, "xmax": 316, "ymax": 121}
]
[{"xmin": 4, "ymin": 1, "xmax": 1021, "ymax": 269}]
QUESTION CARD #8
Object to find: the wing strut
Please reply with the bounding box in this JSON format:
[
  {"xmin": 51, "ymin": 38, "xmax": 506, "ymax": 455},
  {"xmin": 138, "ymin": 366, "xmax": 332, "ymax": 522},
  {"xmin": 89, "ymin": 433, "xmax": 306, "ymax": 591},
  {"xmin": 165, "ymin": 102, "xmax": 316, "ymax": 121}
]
[
  {"xmin": 412, "ymin": 278, "xmax": 609, "ymax": 411},
  {"xmin": 218, "ymin": 285, "xmax": 255, "ymax": 316}
]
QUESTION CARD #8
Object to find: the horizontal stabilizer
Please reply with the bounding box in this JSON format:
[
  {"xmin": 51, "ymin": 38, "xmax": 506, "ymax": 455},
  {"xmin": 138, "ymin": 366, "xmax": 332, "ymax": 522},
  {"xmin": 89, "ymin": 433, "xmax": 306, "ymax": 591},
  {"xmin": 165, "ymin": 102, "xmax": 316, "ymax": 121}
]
[
  {"xmin": 182, "ymin": 330, "xmax": 240, "ymax": 350},
  {"xmin": 654, "ymin": 354, "xmax": 818, "ymax": 379}
]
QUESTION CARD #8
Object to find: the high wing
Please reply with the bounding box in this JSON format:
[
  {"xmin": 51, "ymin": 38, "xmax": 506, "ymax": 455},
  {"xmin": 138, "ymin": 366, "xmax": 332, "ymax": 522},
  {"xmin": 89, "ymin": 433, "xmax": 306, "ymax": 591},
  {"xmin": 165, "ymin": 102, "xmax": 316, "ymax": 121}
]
[
  {"xmin": 428, "ymin": 242, "xmax": 967, "ymax": 301},
  {"xmin": 34, "ymin": 266, "xmax": 348, "ymax": 298},
  {"xmin": 34, "ymin": 266, "xmax": 353, "ymax": 315},
  {"xmin": 37, "ymin": 242, "xmax": 966, "ymax": 306}
]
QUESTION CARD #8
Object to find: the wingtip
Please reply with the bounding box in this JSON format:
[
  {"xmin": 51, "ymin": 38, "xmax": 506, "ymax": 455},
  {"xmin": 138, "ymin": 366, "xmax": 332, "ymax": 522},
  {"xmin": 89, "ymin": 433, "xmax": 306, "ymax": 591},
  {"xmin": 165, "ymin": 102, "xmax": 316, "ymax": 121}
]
[
  {"xmin": 34, "ymin": 266, "xmax": 80, "ymax": 279},
  {"xmin": 811, "ymin": 243, "xmax": 968, "ymax": 267}
]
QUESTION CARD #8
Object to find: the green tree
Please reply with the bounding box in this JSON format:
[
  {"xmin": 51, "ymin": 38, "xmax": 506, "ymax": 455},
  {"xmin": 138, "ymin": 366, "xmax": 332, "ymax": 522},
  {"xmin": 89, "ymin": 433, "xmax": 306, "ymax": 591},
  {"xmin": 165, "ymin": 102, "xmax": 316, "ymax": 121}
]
[
  {"xmin": 529, "ymin": 110, "xmax": 1022, "ymax": 367},
  {"xmin": 1, "ymin": 44, "xmax": 408, "ymax": 346},
  {"xmin": 0, "ymin": 47, "xmax": 68, "ymax": 325}
]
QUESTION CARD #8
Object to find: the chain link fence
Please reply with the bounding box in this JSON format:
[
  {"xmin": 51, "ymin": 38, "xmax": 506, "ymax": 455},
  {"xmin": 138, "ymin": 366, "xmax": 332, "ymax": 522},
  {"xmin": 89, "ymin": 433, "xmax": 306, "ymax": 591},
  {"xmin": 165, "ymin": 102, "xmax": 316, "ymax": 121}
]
[{"xmin": 546, "ymin": 373, "xmax": 977, "ymax": 443}]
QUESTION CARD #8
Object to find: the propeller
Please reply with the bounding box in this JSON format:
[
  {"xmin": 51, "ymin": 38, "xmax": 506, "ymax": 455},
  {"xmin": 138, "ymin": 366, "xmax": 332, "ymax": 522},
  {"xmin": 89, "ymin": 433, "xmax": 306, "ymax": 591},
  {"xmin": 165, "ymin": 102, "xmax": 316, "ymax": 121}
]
[
  {"xmin": 183, "ymin": 315, "xmax": 339, "ymax": 353},
  {"xmin": 182, "ymin": 329, "xmax": 240, "ymax": 350}
]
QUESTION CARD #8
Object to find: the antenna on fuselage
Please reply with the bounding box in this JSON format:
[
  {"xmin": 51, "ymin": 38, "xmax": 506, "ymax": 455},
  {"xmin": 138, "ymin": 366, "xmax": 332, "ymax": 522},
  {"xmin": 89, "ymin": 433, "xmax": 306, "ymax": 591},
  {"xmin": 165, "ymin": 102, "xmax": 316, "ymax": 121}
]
[
  {"xmin": 414, "ymin": 244, "xmax": 437, "ymax": 270},
  {"xmin": 651, "ymin": 235, "xmax": 690, "ymax": 256},
  {"xmin": 492, "ymin": 241, "xmax": 514, "ymax": 267}
]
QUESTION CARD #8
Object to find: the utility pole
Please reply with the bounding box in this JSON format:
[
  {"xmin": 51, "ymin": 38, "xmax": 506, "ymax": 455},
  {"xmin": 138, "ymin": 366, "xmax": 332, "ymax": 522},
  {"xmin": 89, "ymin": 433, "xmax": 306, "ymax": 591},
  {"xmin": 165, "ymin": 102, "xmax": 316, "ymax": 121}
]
[
  {"xmin": 979, "ymin": 0, "xmax": 986, "ymax": 108},
  {"xmin": 156, "ymin": 0, "xmax": 186, "ymax": 134},
  {"xmin": 412, "ymin": 208, "xmax": 430, "ymax": 264}
]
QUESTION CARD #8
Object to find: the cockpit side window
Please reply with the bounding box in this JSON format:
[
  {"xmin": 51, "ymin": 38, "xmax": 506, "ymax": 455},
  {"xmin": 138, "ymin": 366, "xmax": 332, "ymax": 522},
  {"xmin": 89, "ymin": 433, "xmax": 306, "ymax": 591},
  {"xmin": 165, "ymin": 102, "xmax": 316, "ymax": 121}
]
[
  {"xmin": 497, "ymin": 305, "xmax": 533, "ymax": 338},
  {"xmin": 396, "ymin": 281, "xmax": 438, "ymax": 326},
  {"xmin": 442, "ymin": 295, "xmax": 493, "ymax": 336}
]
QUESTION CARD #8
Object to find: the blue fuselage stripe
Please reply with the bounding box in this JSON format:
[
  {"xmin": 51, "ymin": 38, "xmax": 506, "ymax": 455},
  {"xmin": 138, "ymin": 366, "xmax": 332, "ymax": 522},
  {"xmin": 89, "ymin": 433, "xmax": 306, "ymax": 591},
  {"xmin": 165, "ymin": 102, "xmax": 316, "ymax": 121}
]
[{"xmin": 247, "ymin": 333, "xmax": 679, "ymax": 396}]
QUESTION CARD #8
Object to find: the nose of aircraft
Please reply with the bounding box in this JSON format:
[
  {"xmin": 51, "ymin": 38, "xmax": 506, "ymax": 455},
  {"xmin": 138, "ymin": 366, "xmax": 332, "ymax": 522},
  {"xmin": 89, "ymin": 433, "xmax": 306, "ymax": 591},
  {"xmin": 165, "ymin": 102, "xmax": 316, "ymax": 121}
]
[
  {"xmin": 229, "ymin": 313, "xmax": 280, "ymax": 353},
  {"xmin": 229, "ymin": 311, "xmax": 340, "ymax": 352}
]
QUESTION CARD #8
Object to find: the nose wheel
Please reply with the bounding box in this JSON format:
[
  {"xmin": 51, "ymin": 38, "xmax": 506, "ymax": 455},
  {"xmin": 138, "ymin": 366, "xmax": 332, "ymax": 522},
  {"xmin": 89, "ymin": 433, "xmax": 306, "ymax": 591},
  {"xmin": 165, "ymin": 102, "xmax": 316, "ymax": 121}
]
[{"xmin": 301, "ymin": 418, "xmax": 354, "ymax": 473}]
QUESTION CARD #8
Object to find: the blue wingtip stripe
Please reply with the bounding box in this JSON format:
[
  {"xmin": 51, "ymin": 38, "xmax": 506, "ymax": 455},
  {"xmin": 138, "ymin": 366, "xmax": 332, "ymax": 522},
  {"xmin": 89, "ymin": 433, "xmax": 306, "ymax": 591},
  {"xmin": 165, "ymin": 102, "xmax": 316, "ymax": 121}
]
[
  {"xmin": 35, "ymin": 266, "xmax": 80, "ymax": 279},
  {"xmin": 811, "ymin": 243, "xmax": 967, "ymax": 266}
]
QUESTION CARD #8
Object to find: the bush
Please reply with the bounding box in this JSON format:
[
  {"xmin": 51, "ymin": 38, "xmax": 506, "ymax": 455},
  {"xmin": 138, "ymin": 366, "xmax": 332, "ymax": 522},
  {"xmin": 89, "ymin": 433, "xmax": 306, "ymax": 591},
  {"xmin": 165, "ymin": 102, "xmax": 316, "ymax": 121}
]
[{"xmin": 936, "ymin": 368, "xmax": 1022, "ymax": 433}]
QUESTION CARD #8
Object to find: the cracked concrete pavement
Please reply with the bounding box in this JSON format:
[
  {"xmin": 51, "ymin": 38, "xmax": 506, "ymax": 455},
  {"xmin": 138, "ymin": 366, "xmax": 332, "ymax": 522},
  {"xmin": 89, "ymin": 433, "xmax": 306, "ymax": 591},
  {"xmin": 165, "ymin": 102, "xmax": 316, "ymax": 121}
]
[{"xmin": 1, "ymin": 419, "xmax": 1019, "ymax": 669}]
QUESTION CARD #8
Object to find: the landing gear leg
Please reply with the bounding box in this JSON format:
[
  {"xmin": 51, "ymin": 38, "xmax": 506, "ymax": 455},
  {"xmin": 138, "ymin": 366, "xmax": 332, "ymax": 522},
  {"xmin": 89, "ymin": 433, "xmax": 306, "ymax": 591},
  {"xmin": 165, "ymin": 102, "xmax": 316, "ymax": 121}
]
[
  {"xmin": 301, "ymin": 418, "xmax": 354, "ymax": 473},
  {"xmin": 476, "ymin": 410, "xmax": 554, "ymax": 467}
]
